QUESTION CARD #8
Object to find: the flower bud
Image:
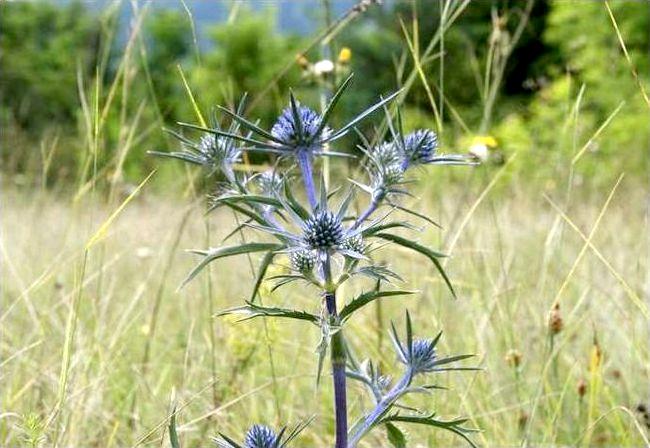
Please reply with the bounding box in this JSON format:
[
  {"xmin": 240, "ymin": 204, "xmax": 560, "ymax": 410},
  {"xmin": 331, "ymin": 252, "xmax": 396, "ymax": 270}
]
[
  {"xmin": 341, "ymin": 234, "xmax": 364, "ymax": 254},
  {"xmin": 303, "ymin": 211, "xmax": 344, "ymax": 250},
  {"xmin": 548, "ymin": 302, "xmax": 563, "ymax": 335},
  {"xmin": 505, "ymin": 349, "xmax": 522, "ymax": 368},
  {"xmin": 338, "ymin": 47, "xmax": 352, "ymax": 64},
  {"xmin": 271, "ymin": 105, "xmax": 328, "ymax": 148},
  {"xmin": 256, "ymin": 171, "xmax": 283, "ymax": 196},
  {"xmin": 244, "ymin": 424, "xmax": 278, "ymax": 448},
  {"xmin": 577, "ymin": 378, "xmax": 587, "ymax": 398},
  {"xmin": 403, "ymin": 129, "xmax": 438, "ymax": 165},
  {"xmin": 290, "ymin": 250, "xmax": 317, "ymax": 273},
  {"xmin": 397, "ymin": 339, "xmax": 437, "ymax": 374}
]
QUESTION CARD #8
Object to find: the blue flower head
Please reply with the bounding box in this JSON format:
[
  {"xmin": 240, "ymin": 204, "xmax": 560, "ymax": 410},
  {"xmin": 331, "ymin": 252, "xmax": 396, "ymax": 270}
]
[
  {"xmin": 303, "ymin": 210, "xmax": 344, "ymax": 250},
  {"xmin": 271, "ymin": 104, "xmax": 330, "ymax": 150},
  {"xmin": 398, "ymin": 338, "xmax": 437, "ymax": 374},
  {"xmin": 373, "ymin": 142, "xmax": 403, "ymax": 168},
  {"xmin": 244, "ymin": 424, "xmax": 278, "ymax": 448},
  {"xmin": 403, "ymin": 129, "xmax": 438, "ymax": 166},
  {"xmin": 290, "ymin": 249, "xmax": 317, "ymax": 273},
  {"xmin": 256, "ymin": 170, "xmax": 284, "ymax": 196}
]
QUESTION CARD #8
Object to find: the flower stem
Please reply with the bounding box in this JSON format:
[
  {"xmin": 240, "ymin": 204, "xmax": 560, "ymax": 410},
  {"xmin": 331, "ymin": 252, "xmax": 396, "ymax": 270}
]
[
  {"xmin": 348, "ymin": 370, "xmax": 413, "ymax": 447},
  {"xmin": 325, "ymin": 292, "xmax": 348, "ymax": 448},
  {"xmin": 351, "ymin": 198, "xmax": 378, "ymax": 230},
  {"xmin": 297, "ymin": 150, "xmax": 318, "ymax": 210}
]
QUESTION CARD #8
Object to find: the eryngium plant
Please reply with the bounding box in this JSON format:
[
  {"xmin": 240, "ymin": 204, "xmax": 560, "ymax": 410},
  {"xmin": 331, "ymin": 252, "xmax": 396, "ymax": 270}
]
[{"xmin": 152, "ymin": 74, "xmax": 479, "ymax": 448}]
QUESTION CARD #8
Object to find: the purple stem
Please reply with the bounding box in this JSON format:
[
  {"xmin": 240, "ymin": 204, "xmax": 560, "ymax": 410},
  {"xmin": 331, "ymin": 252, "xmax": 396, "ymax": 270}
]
[
  {"xmin": 348, "ymin": 369, "xmax": 414, "ymax": 447},
  {"xmin": 325, "ymin": 292, "xmax": 348, "ymax": 448},
  {"xmin": 297, "ymin": 150, "xmax": 318, "ymax": 210},
  {"xmin": 351, "ymin": 199, "xmax": 379, "ymax": 230}
]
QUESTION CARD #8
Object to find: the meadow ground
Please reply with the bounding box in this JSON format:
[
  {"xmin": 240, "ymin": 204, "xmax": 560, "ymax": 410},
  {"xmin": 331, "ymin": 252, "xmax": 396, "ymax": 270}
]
[{"xmin": 2, "ymin": 167, "xmax": 649, "ymax": 447}]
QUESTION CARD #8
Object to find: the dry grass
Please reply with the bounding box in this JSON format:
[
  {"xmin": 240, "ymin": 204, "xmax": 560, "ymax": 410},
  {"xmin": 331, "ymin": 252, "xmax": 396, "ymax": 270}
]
[{"xmin": 2, "ymin": 169, "xmax": 648, "ymax": 447}]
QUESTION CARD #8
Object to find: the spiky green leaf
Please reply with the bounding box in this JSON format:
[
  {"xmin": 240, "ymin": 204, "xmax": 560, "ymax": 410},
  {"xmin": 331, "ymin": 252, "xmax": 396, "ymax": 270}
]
[
  {"xmin": 385, "ymin": 423, "xmax": 407, "ymax": 448},
  {"xmin": 374, "ymin": 233, "xmax": 455, "ymax": 298},
  {"xmin": 181, "ymin": 243, "xmax": 283, "ymax": 288},
  {"xmin": 340, "ymin": 290, "xmax": 417, "ymax": 321}
]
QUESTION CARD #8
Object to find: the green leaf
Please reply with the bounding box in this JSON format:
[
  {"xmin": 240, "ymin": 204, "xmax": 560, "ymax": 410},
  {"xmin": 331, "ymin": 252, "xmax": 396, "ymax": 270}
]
[
  {"xmin": 311, "ymin": 73, "xmax": 354, "ymax": 143},
  {"xmin": 283, "ymin": 180, "xmax": 310, "ymax": 220},
  {"xmin": 282, "ymin": 416, "xmax": 315, "ymax": 446},
  {"xmin": 385, "ymin": 423, "xmax": 407, "ymax": 448},
  {"xmin": 393, "ymin": 204, "xmax": 441, "ymax": 229},
  {"xmin": 217, "ymin": 201, "xmax": 268, "ymax": 226},
  {"xmin": 168, "ymin": 407, "xmax": 180, "ymax": 448},
  {"xmin": 328, "ymin": 89, "xmax": 402, "ymax": 142},
  {"xmin": 249, "ymin": 251, "xmax": 275, "ymax": 303},
  {"xmin": 336, "ymin": 188, "xmax": 355, "ymax": 221},
  {"xmin": 216, "ymin": 432, "xmax": 243, "ymax": 448},
  {"xmin": 432, "ymin": 354, "xmax": 476, "ymax": 367},
  {"xmin": 217, "ymin": 105, "xmax": 285, "ymax": 144},
  {"xmin": 381, "ymin": 412, "xmax": 478, "ymax": 448},
  {"xmin": 289, "ymin": 90, "xmax": 304, "ymax": 141},
  {"xmin": 340, "ymin": 290, "xmax": 417, "ymax": 321},
  {"xmin": 362, "ymin": 221, "xmax": 418, "ymax": 237},
  {"xmin": 374, "ymin": 233, "xmax": 456, "ymax": 299},
  {"xmin": 148, "ymin": 150, "xmax": 203, "ymax": 166},
  {"xmin": 315, "ymin": 330, "xmax": 329, "ymax": 387},
  {"xmin": 208, "ymin": 194, "xmax": 283, "ymax": 213},
  {"xmin": 354, "ymin": 265, "xmax": 403, "ymax": 283},
  {"xmin": 181, "ymin": 243, "xmax": 284, "ymax": 288},
  {"xmin": 177, "ymin": 121, "xmax": 282, "ymax": 151},
  {"xmin": 217, "ymin": 301, "xmax": 319, "ymax": 324}
]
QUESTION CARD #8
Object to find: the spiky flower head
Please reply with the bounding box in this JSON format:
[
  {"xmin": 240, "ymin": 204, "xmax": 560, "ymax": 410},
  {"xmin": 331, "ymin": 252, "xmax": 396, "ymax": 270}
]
[
  {"xmin": 368, "ymin": 142, "xmax": 405, "ymax": 192},
  {"xmin": 244, "ymin": 424, "xmax": 278, "ymax": 448},
  {"xmin": 290, "ymin": 249, "xmax": 317, "ymax": 273},
  {"xmin": 373, "ymin": 142, "xmax": 403, "ymax": 167},
  {"xmin": 379, "ymin": 163, "xmax": 405, "ymax": 185},
  {"xmin": 256, "ymin": 170, "xmax": 283, "ymax": 196},
  {"xmin": 340, "ymin": 234, "xmax": 364, "ymax": 254},
  {"xmin": 397, "ymin": 338, "xmax": 437, "ymax": 374},
  {"xmin": 197, "ymin": 133, "xmax": 242, "ymax": 174},
  {"xmin": 403, "ymin": 129, "xmax": 438, "ymax": 166},
  {"xmin": 271, "ymin": 105, "xmax": 330, "ymax": 148},
  {"xmin": 303, "ymin": 210, "xmax": 344, "ymax": 250}
]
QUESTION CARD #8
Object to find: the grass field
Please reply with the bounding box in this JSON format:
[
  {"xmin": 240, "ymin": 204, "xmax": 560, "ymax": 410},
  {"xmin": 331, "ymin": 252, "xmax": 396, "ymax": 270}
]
[
  {"xmin": 2, "ymin": 167, "xmax": 649, "ymax": 447},
  {"xmin": 2, "ymin": 2, "xmax": 650, "ymax": 446}
]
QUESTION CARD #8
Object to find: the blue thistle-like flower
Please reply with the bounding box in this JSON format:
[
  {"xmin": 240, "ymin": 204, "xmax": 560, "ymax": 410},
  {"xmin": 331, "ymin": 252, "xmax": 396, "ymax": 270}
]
[
  {"xmin": 402, "ymin": 129, "xmax": 438, "ymax": 166},
  {"xmin": 303, "ymin": 210, "xmax": 344, "ymax": 250},
  {"xmin": 340, "ymin": 234, "xmax": 364, "ymax": 254},
  {"xmin": 373, "ymin": 142, "xmax": 403, "ymax": 167},
  {"xmin": 370, "ymin": 142, "xmax": 405, "ymax": 186},
  {"xmin": 256, "ymin": 170, "xmax": 284, "ymax": 196},
  {"xmin": 244, "ymin": 424, "xmax": 278, "ymax": 448},
  {"xmin": 290, "ymin": 249, "xmax": 317, "ymax": 273},
  {"xmin": 379, "ymin": 163, "xmax": 405, "ymax": 186},
  {"xmin": 397, "ymin": 338, "xmax": 437, "ymax": 374},
  {"xmin": 195, "ymin": 133, "xmax": 242, "ymax": 176},
  {"xmin": 271, "ymin": 105, "xmax": 330, "ymax": 150}
]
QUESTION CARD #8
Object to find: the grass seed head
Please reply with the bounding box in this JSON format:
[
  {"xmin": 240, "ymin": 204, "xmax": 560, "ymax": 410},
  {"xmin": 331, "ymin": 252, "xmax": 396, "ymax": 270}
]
[{"xmin": 548, "ymin": 302, "xmax": 563, "ymax": 335}]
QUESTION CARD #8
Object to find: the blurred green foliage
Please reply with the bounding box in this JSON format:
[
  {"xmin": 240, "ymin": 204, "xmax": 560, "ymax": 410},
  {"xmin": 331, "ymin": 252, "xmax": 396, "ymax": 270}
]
[{"xmin": 1, "ymin": 0, "xmax": 648, "ymax": 190}]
